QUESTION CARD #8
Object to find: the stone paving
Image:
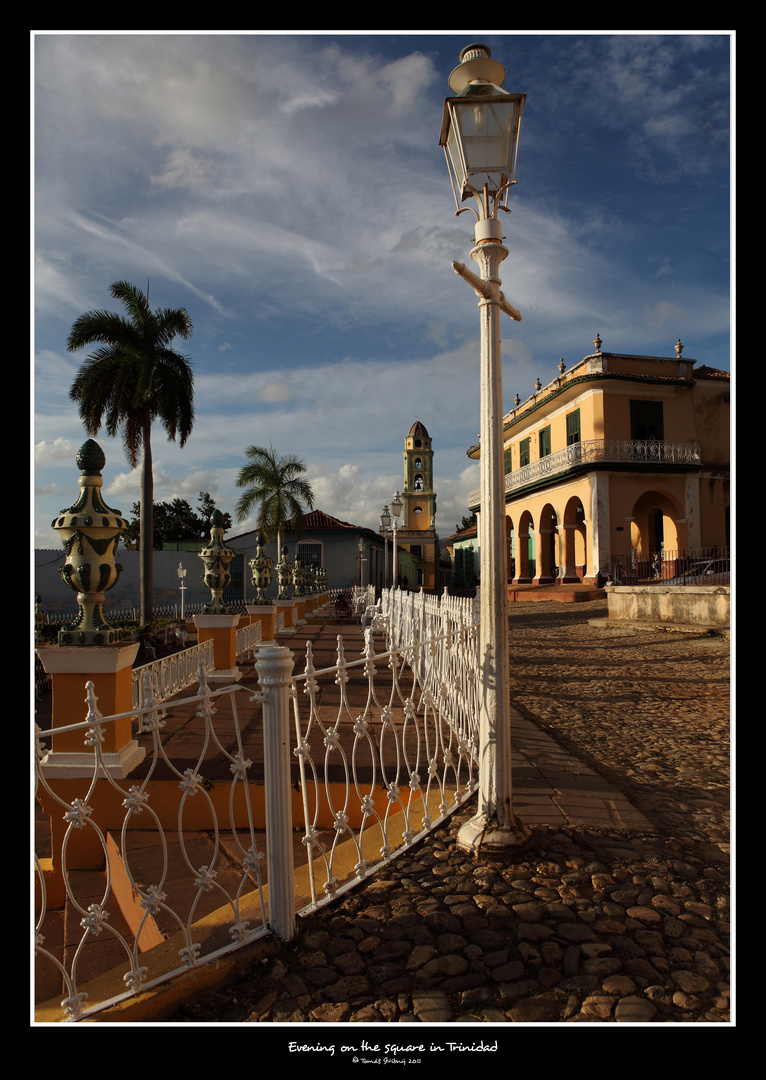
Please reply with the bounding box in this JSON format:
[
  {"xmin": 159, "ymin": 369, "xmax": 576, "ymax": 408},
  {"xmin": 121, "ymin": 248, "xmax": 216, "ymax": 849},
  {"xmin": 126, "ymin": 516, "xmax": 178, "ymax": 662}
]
[{"xmin": 167, "ymin": 599, "xmax": 731, "ymax": 1026}]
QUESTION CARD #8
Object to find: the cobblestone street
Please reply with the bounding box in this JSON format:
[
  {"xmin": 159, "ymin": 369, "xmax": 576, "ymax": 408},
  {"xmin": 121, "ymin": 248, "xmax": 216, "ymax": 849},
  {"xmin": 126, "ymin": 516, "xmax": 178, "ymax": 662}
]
[
  {"xmin": 162, "ymin": 599, "xmax": 731, "ymax": 1027},
  {"xmin": 506, "ymin": 600, "xmax": 730, "ymax": 862}
]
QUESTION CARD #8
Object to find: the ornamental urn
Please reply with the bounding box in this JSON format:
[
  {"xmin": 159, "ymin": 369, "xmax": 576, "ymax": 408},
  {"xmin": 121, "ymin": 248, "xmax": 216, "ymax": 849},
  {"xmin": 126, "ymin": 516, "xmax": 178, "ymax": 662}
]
[
  {"xmin": 51, "ymin": 440, "xmax": 128, "ymax": 645},
  {"xmin": 248, "ymin": 532, "xmax": 273, "ymax": 604},
  {"xmin": 199, "ymin": 509, "xmax": 235, "ymax": 613},
  {"xmin": 276, "ymin": 546, "xmax": 293, "ymax": 600}
]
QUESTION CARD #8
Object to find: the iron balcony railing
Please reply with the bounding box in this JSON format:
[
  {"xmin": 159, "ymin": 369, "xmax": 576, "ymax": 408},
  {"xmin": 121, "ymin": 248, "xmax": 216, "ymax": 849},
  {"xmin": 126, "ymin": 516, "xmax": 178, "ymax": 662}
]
[{"xmin": 468, "ymin": 438, "xmax": 702, "ymax": 506}]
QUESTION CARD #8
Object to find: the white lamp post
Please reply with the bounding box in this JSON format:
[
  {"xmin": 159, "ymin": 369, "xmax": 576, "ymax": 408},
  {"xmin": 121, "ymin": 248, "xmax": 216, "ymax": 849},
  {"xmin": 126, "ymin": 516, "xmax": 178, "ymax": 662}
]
[
  {"xmin": 177, "ymin": 562, "xmax": 187, "ymax": 622},
  {"xmin": 440, "ymin": 43, "xmax": 530, "ymax": 854},
  {"xmin": 380, "ymin": 504, "xmax": 392, "ymax": 591},
  {"xmin": 357, "ymin": 535, "xmax": 366, "ymax": 588},
  {"xmin": 390, "ymin": 491, "xmax": 403, "ymax": 587}
]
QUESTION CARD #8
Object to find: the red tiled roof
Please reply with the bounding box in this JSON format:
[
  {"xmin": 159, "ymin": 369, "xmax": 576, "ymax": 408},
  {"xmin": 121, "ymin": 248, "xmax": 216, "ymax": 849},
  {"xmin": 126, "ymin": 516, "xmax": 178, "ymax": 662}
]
[
  {"xmin": 228, "ymin": 508, "xmax": 373, "ymax": 543},
  {"xmin": 693, "ymin": 365, "xmax": 731, "ymax": 380},
  {"xmin": 442, "ymin": 525, "xmax": 478, "ymax": 542},
  {"xmin": 285, "ymin": 510, "xmax": 360, "ymax": 532}
]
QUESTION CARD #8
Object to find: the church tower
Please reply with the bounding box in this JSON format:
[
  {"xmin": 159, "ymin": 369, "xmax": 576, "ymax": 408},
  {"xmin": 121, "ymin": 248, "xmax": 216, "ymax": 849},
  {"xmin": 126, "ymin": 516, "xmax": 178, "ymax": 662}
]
[{"xmin": 399, "ymin": 420, "xmax": 439, "ymax": 589}]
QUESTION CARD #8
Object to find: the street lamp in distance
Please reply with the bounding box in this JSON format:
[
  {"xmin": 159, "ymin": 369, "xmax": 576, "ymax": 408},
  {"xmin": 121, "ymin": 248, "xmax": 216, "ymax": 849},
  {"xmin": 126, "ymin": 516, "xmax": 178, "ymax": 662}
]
[
  {"xmin": 380, "ymin": 505, "xmax": 392, "ymax": 592},
  {"xmin": 177, "ymin": 562, "xmax": 187, "ymax": 623},
  {"xmin": 390, "ymin": 492, "xmax": 403, "ymax": 587}
]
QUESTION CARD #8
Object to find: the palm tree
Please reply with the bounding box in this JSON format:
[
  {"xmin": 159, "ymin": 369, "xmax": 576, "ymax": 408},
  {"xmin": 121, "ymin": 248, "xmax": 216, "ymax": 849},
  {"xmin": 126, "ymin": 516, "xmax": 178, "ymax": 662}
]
[
  {"xmin": 67, "ymin": 280, "xmax": 194, "ymax": 624},
  {"xmin": 235, "ymin": 444, "xmax": 315, "ymax": 553}
]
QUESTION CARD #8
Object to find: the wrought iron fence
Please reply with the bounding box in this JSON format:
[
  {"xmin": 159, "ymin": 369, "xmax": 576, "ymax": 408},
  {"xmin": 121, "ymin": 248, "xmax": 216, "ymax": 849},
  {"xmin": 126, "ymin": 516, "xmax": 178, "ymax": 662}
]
[
  {"xmin": 34, "ymin": 670, "xmax": 270, "ymax": 1022},
  {"xmin": 131, "ymin": 638, "xmax": 216, "ymax": 709},
  {"xmin": 34, "ymin": 587, "xmax": 481, "ymax": 1022},
  {"xmin": 290, "ymin": 606, "xmax": 480, "ymax": 915},
  {"xmin": 610, "ymin": 546, "xmax": 730, "ymax": 586}
]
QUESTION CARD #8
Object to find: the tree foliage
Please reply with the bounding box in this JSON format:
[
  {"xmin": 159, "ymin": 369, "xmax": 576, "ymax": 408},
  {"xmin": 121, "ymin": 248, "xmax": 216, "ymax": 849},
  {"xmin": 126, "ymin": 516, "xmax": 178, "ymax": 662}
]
[
  {"xmin": 455, "ymin": 512, "xmax": 478, "ymax": 533},
  {"xmin": 67, "ymin": 280, "xmax": 194, "ymax": 621},
  {"xmin": 123, "ymin": 493, "xmax": 232, "ymax": 548},
  {"xmin": 235, "ymin": 444, "xmax": 314, "ymax": 548}
]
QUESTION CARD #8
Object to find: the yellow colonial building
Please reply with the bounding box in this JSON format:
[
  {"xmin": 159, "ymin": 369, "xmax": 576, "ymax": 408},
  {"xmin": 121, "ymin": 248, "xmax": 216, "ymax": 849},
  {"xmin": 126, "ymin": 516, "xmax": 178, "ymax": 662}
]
[{"xmin": 467, "ymin": 338, "xmax": 730, "ymax": 585}]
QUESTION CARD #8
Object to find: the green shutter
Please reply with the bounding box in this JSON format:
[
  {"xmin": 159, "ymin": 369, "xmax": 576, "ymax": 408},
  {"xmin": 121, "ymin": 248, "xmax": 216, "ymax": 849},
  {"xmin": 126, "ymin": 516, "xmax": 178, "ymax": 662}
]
[{"xmin": 566, "ymin": 409, "xmax": 581, "ymax": 445}]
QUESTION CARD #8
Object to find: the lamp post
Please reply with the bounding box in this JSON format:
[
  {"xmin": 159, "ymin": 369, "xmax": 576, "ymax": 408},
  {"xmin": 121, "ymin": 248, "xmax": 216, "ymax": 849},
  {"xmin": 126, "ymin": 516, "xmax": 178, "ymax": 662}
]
[
  {"xmin": 390, "ymin": 491, "xmax": 403, "ymax": 587},
  {"xmin": 177, "ymin": 562, "xmax": 187, "ymax": 622},
  {"xmin": 357, "ymin": 536, "xmax": 365, "ymax": 588},
  {"xmin": 380, "ymin": 504, "xmax": 392, "ymax": 590},
  {"xmin": 440, "ymin": 43, "xmax": 530, "ymax": 854}
]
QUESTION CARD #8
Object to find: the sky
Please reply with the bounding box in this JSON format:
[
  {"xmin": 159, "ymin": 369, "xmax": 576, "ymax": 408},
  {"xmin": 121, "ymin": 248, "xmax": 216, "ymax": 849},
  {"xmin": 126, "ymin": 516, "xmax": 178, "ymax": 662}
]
[{"xmin": 32, "ymin": 31, "xmax": 733, "ymax": 551}]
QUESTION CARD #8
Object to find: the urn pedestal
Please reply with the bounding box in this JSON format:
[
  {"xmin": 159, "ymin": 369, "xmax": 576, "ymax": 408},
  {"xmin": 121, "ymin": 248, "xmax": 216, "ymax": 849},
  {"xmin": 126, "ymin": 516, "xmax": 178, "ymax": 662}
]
[{"xmin": 193, "ymin": 613, "xmax": 242, "ymax": 681}]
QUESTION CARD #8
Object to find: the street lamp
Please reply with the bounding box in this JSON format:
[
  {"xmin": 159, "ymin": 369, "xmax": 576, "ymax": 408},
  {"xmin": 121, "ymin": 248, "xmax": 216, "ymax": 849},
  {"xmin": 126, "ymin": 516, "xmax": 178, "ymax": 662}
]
[
  {"xmin": 380, "ymin": 504, "xmax": 392, "ymax": 591},
  {"xmin": 357, "ymin": 535, "xmax": 366, "ymax": 588},
  {"xmin": 390, "ymin": 491, "xmax": 403, "ymax": 587},
  {"xmin": 440, "ymin": 43, "xmax": 530, "ymax": 855},
  {"xmin": 177, "ymin": 562, "xmax": 187, "ymax": 623}
]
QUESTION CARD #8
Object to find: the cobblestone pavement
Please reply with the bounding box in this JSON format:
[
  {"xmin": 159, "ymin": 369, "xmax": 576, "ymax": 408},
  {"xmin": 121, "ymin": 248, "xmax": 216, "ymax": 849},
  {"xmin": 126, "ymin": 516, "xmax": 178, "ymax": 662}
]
[{"xmin": 168, "ymin": 600, "xmax": 731, "ymax": 1027}]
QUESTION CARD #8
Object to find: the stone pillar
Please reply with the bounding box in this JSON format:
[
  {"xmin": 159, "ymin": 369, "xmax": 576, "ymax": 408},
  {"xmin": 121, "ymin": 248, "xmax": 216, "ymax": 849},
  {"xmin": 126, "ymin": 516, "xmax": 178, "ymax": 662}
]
[
  {"xmin": 36, "ymin": 643, "xmax": 143, "ymax": 775},
  {"xmin": 590, "ymin": 473, "xmax": 612, "ymax": 583},
  {"xmin": 193, "ymin": 613, "xmax": 241, "ymax": 681},
  {"xmin": 275, "ymin": 599, "xmax": 296, "ymax": 635},
  {"xmin": 513, "ymin": 527, "xmax": 532, "ymax": 583},
  {"xmin": 560, "ymin": 524, "xmax": 580, "ymax": 582},
  {"xmin": 245, "ymin": 605, "xmax": 277, "ymax": 645}
]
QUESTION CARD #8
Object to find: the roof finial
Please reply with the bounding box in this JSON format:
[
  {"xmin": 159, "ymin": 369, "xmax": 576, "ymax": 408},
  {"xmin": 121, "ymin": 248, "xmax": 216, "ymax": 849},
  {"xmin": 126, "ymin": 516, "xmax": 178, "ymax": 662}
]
[
  {"xmin": 675, "ymin": 338, "xmax": 683, "ymax": 357},
  {"xmin": 593, "ymin": 333, "xmax": 602, "ymax": 353}
]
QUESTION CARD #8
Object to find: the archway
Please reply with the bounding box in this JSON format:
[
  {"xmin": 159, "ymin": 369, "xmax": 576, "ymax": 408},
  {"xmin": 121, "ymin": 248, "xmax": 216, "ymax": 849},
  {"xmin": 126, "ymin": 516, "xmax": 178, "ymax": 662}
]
[
  {"xmin": 514, "ymin": 510, "xmax": 534, "ymax": 583},
  {"xmin": 534, "ymin": 504, "xmax": 558, "ymax": 584},
  {"xmin": 630, "ymin": 490, "xmax": 682, "ymax": 579},
  {"xmin": 562, "ymin": 497, "xmax": 587, "ymax": 581}
]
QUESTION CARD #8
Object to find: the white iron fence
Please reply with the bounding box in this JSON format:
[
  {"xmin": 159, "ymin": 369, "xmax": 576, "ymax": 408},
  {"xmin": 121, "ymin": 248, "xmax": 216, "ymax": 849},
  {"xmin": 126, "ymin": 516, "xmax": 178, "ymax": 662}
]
[
  {"xmin": 34, "ymin": 670, "xmax": 269, "ymax": 1022},
  {"xmin": 34, "ymin": 588, "xmax": 481, "ymax": 1022},
  {"xmin": 290, "ymin": 595, "xmax": 480, "ymax": 916},
  {"xmin": 131, "ymin": 638, "xmax": 216, "ymax": 709}
]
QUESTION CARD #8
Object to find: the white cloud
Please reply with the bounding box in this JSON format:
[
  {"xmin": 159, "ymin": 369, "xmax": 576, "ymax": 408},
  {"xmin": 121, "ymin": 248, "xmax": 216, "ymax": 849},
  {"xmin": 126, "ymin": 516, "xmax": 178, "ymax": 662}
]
[
  {"xmin": 34, "ymin": 437, "xmax": 77, "ymax": 467},
  {"xmin": 32, "ymin": 33, "xmax": 731, "ymax": 554},
  {"xmin": 642, "ymin": 300, "xmax": 688, "ymax": 328}
]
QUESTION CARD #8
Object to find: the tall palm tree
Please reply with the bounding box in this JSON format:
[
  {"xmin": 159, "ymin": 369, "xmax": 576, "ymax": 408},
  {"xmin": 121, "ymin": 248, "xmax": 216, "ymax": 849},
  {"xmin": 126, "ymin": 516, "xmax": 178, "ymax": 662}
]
[
  {"xmin": 235, "ymin": 444, "xmax": 315, "ymax": 553},
  {"xmin": 67, "ymin": 280, "xmax": 194, "ymax": 624}
]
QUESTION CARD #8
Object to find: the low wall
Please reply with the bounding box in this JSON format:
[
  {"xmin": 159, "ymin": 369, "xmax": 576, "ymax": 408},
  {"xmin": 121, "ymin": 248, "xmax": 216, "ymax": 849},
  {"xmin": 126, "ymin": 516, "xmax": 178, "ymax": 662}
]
[{"xmin": 605, "ymin": 585, "xmax": 730, "ymax": 628}]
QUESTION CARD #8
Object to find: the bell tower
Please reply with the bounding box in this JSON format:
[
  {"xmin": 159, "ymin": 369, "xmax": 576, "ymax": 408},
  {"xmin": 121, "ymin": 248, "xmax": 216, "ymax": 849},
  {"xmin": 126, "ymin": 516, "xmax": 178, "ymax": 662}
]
[{"xmin": 399, "ymin": 420, "xmax": 439, "ymax": 589}]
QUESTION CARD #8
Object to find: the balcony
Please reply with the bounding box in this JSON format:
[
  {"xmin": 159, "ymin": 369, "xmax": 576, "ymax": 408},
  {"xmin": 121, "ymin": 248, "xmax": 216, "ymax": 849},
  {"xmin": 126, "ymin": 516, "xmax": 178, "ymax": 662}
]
[{"xmin": 468, "ymin": 438, "xmax": 701, "ymax": 507}]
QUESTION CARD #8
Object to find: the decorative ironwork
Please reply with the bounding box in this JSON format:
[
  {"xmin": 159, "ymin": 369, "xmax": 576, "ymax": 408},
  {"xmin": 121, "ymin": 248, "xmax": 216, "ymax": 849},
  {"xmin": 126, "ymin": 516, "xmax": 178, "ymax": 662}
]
[
  {"xmin": 34, "ymin": 669, "xmax": 268, "ymax": 1022},
  {"xmin": 34, "ymin": 588, "xmax": 481, "ymax": 1021},
  {"xmin": 290, "ymin": 589, "xmax": 480, "ymax": 912},
  {"xmin": 468, "ymin": 438, "xmax": 702, "ymax": 505}
]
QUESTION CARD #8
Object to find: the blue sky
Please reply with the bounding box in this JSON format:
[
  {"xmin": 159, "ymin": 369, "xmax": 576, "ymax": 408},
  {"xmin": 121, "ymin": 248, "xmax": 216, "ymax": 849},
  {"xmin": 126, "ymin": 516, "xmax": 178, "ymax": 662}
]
[{"xmin": 33, "ymin": 31, "xmax": 732, "ymax": 550}]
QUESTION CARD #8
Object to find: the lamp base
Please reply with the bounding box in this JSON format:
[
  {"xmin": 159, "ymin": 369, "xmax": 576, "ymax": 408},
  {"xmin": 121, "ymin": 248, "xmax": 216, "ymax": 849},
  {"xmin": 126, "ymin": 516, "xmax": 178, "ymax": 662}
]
[{"xmin": 456, "ymin": 810, "xmax": 531, "ymax": 855}]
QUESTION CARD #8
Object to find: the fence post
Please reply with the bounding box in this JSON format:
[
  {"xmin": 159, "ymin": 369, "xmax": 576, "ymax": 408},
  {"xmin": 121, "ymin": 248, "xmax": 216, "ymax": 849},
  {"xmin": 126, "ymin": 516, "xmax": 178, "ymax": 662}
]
[{"xmin": 254, "ymin": 644, "xmax": 296, "ymax": 941}]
